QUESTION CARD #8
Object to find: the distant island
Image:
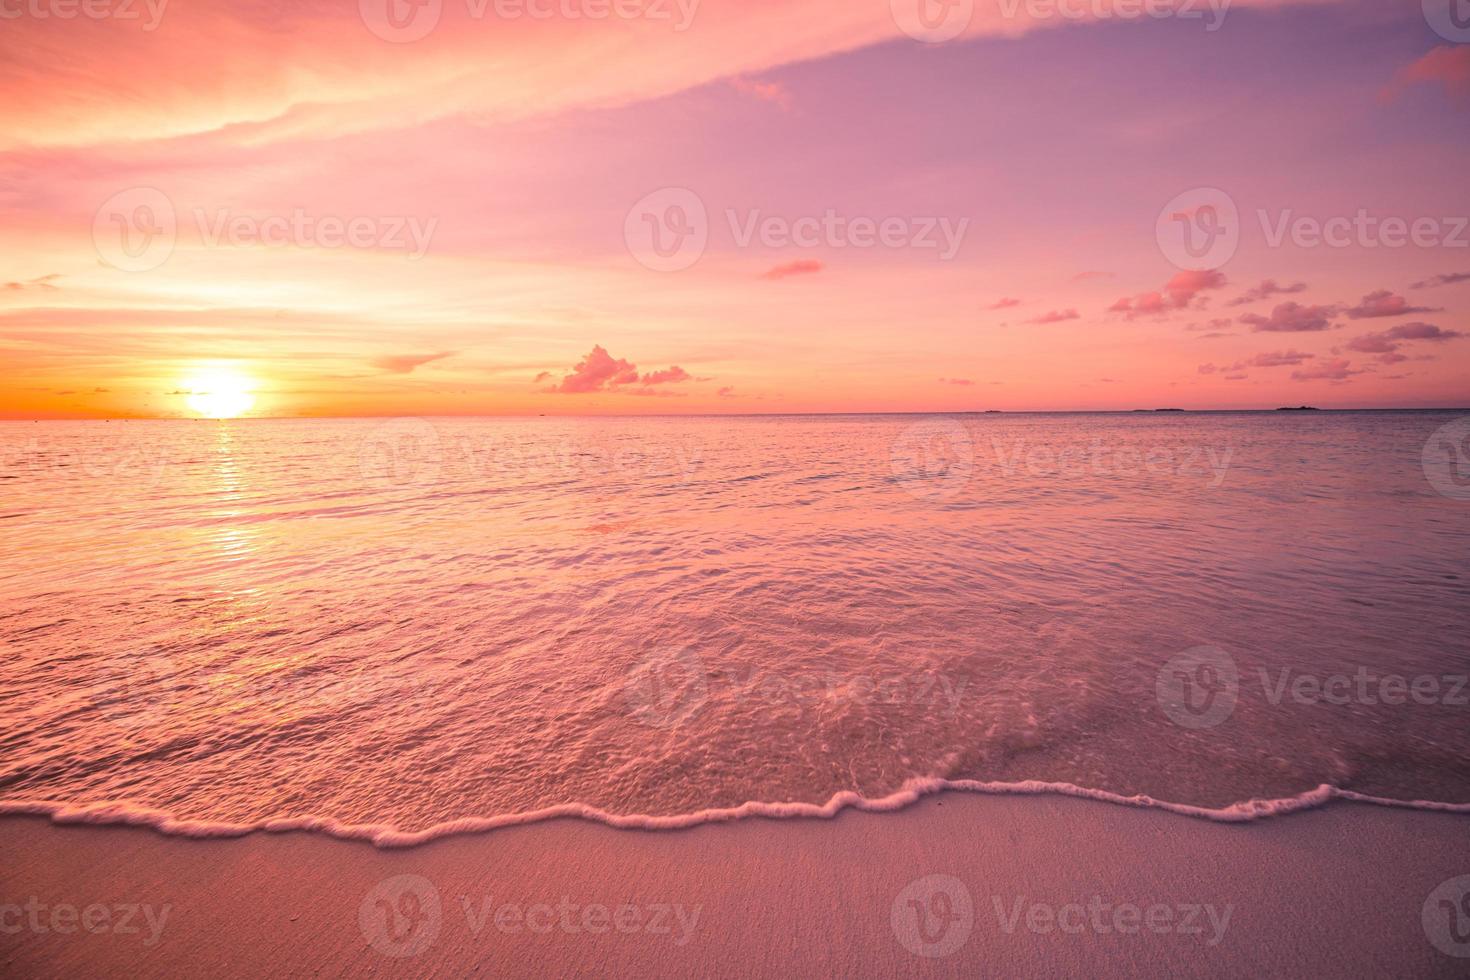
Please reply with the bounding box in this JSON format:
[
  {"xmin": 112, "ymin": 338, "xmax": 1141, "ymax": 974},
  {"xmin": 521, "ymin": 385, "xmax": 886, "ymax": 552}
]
[{"xmin": 1276, "ymin": 406, "xmax": 1321, "ymax": 412}]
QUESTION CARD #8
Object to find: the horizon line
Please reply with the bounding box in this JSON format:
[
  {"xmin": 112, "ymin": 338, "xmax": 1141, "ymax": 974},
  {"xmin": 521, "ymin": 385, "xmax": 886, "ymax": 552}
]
[{"xmin": 4, "ymin": 407, "xmax": 1470, "ymax": 422}]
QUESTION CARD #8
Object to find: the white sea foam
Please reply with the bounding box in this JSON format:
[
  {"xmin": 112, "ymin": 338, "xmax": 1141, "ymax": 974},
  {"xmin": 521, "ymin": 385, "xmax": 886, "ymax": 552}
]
[{"xmin": 4, "ymin": 781, "xmax": 1467, "ymax": 849}]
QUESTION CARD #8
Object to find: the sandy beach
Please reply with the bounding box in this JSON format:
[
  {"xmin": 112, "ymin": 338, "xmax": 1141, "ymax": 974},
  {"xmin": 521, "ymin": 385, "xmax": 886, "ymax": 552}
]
[{"xmin": 3, "ymin": 794, "xmax": 1468, "ymax": 978}]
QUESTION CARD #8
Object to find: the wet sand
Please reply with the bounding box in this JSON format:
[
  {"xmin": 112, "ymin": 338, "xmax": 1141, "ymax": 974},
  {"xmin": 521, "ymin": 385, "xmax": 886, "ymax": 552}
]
[{"xmin": 2, "ymin": 793, "xmax": 1468, "ymax": 978}]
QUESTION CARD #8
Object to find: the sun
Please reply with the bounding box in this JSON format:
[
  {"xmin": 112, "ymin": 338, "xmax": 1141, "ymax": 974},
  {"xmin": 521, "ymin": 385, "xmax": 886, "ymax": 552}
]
[{"xmin": 182, "ymin": 366, "xmax": 257, "ymax": 419}]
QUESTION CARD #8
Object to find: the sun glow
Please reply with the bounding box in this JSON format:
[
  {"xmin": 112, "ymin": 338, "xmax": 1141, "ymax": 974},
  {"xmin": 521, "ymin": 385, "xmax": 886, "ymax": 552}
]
[{"xmin": 182, "ymin": 366, "xmax": 257, "ymax": 419}]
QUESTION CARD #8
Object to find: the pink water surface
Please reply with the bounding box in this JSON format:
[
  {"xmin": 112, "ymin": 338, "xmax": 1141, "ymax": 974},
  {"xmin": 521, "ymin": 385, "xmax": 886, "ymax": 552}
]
[{"xmin": 1, "ymin": 412, "xmax": 1468, "ymax": 837}]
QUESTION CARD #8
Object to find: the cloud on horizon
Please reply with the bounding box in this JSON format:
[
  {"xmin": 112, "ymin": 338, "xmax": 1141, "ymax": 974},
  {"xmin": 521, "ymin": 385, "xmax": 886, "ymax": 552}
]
[{"xmin": 545, "ymin": 345, "xmax": 699, "ymax": 395}]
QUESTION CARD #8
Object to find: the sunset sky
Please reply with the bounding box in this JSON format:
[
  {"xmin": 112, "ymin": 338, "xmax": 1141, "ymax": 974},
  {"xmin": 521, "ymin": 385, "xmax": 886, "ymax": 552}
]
[{"xmin": 2, "ymin": 0, "xmax": 1468, "ymax": 418}]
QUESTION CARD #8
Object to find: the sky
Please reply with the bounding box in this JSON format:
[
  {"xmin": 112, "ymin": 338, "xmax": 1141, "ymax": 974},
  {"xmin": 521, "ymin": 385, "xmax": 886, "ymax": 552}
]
[{"xmin": 1, "ymin": 0, "xmax": 1468, "ymax": 418}]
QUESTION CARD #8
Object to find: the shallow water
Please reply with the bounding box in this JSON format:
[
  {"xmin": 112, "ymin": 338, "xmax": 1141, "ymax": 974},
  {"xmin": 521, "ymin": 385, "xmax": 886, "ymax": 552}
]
[{"xmin": 1, "ymin": 412, "xmax": 1468, "ymax": 836}]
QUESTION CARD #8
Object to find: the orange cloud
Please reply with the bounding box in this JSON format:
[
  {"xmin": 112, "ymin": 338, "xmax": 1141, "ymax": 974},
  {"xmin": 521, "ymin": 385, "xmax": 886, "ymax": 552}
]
[
  {"xmin": 371, "ymin": 352, "xmax": 454, "ymax": 374},
  {"xmin": 760, "ymin": 260, "xmax": 824, "ymax": 281}
]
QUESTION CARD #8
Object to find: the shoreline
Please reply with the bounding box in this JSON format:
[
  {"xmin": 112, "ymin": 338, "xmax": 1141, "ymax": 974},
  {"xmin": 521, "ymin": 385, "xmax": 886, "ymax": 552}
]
[
  {"xmin": 4, "ymin": 779, "xmax": 1470, "ymax": 849},
  {"xmin": 3, "ymin": 793, "xmax": 1468, "ymax": 978}
]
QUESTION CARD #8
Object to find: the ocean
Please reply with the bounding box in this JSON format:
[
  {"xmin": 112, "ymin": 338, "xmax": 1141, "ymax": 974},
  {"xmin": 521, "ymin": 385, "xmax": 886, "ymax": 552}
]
[{"xmin": 2, "ymin": 412, "xmax": 1468, "ymax": 843}]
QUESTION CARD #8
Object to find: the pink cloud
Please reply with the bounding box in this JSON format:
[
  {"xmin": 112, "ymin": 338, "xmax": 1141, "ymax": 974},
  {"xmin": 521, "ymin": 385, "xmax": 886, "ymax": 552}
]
[
  {"xmin": 1291, "ymin": 358, "xmax": 1361, "ymax": 382},
  {"xmin": 1247, "ymin": 349, "xmax": 1315, "ymax": 367},
  {"xmin": 1111, "ymin": 270, "xmax": 1226, "ymax": 319},
  {"xmin": 641, "ymin": 365, "xmax": 693, "ymax": 385},
  {"xmin": 1228, "ymin": 279, "xmax": 1307, "ymax": 307},
  {"xmin": 1200, "ymin": 349, "xmax": 1316, "ymax": 375},
  {"xmin": 1380, "ymin": 322, "xmax": 1463, "ymax": 342},
  {"xmin": 731, "ymin": 76, "xmax": 792, "ymax": 109},
  {"xmin": 760, "ymin": 259, "xmax": 825, "ymax": 281},
  {"xmin": 546, "ymin": 346, "xmax": 698, "ymax": 394},
  {"xmin": 1385, "ymin": 46, "xmax": 1470, "ymax": 104},
  {"xmin": 1240, "ymin": 302, "xmax": 1336, "ymax": 333},
  {"xmin": 987, "ymin": 298, "xmax": 1022, "ymax": 310},
  {"xmin": 547, "ymin": 345, "xmax": 641, "ymax": 393},
  {"xmin": 1025, "ymin": 309, "xmax": 1080, "ymax": 325},
  {"xmin": 940, "ymin": 377, "xmax": 976, "ymax": 387},
  {"xmin": 1343, "ymin": 290, "xmax": 1439, "ymax": 319},
  {"xmin": 1346, "ymin": 322, "xmax": 1463, "ymax": 362},
  {"xmin": 4, "ymin": 274, "xmax": 61, "ymax": 292},
  {"xmin": 371, "ymin": 352, "xmax": 454, "ymax": 374},
  {"xmin": 1411, "ymin": 271, "xmax": 1470, "ymax": 289}
]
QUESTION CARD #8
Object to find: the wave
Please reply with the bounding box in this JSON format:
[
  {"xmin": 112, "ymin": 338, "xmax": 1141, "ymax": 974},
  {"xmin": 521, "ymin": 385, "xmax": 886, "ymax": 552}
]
[{"xmin": 3, "ymin": 779, "xmax": 1468, "ymax": 849}]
